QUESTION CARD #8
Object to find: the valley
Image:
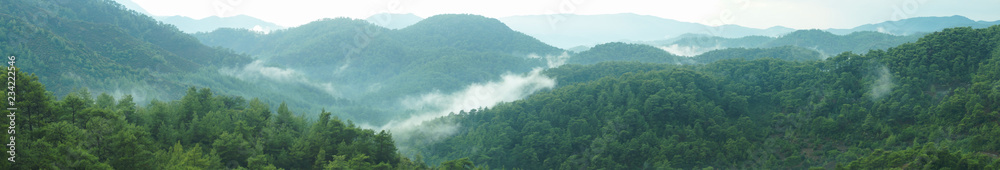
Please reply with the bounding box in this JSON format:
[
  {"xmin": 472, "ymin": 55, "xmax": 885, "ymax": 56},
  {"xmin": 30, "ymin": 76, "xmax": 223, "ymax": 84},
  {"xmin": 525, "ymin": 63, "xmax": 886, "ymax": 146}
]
[{"xmin": 1, "ymin": 0, "xmax": 999, "ymax": 169}]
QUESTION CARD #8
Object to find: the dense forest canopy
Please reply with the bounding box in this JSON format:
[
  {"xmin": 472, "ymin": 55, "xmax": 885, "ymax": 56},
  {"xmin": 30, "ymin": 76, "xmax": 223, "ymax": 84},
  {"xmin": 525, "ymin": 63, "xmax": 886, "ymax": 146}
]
[
  {"xmin": 193, "ymin": 14, "xmax": 563, "ymax": 104},
  {"xmin": 412, "ymin": 25, "xmax": 1000, "ymax": 169},
  {"xmin": 0, "ymin": 0, "xmax": 999, "ymax": 169},
  {"xmin": 652, "ymin": 29, "xmax": 925, "ymax": 57}
]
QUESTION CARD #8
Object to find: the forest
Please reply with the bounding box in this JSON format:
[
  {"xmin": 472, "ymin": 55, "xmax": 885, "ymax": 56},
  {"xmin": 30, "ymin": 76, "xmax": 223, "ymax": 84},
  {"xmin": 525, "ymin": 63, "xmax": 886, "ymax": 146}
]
[
  {"xmin": 412, "ymin": 26, "xmax": 1000, "ymax": 169},
  {"xmin": 0, "ymin": 69, "xmax": 492, "ymax": 169},
  {"xmin": 1, "ymin": 25, "xmax": 997, "ymax": 169},
  {"xmin": 1, "ymin": 0, "xmax": 999, "ymax": 169}
]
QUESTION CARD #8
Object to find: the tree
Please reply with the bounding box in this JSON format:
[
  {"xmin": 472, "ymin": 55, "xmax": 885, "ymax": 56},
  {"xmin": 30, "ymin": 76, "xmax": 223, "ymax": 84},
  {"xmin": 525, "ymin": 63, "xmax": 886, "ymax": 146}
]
[
  {"xmin": 276, "ymin": 101, "xmax": 293, "ymax": 127},
  {"xmin": 61, "ymin": 93, "xmax": 87, "ymax": 125},
  {"xmin": 95, "ymin": 93, "xmax": 115, "ymax": 110},
  {"xmin": 156, "ymin": 142, "xmax": 223, "ymax": 169},
  {"xmin": 439, "ymin": 157, "xmax": 475, "ymax": 170},
  {"xmin": 117, "ymin": 95, "xmax": 138, "ymax": 124},
  {"xmin": 213, "ymin": 131, "xmax": 252, "ymax": 167}
]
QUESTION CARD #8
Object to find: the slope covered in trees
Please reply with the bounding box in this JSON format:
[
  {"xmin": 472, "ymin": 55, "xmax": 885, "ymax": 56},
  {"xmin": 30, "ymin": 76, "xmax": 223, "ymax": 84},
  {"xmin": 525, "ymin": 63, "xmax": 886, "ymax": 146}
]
[
  {"xmin": 568, "ymin": 42, "xmax": 692, "ymax": 65},
  {"xmin": 413, "ymin": 25, "xmax": 1000, "ymax": 169},
  {"xmin": 194, "ymin": 14, "xmax": 562, "ymax": 104},
  {"xmin": 693, "ymin": 46, "xmax": 824, "ymax": 63},
  {"xmin": 567, "ymin": 42, "xmax": 824, "ymax": 65},
  {"xmin": 0, "ymin": 0, "xmax": 391, "ymax": 124},
  {"xmin": 0, "ymin": 68, "xmax": 493, "ymax": 169},
  {"xmin": 0, "ymin": 0, "xmax": 253, "ymax": 100},
  {"xmin": 658, "ymin": 29, "xmax": 925, "ymax": 56}
]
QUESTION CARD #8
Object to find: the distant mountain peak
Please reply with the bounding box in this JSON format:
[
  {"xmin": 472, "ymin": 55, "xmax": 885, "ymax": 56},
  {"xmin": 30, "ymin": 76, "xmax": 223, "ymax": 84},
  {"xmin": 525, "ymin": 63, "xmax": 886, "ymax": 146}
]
[
  {"xmin": 154, "ymin": 15, "xmax": 284, "ymax": 33},
  {"xmin": 405, "ymin": 14, "xmax": 514, "ymax": 33},
  {"xmin": 826, "ymin": 15, "xmax": 990, "ymax": 35},
  {"xmin": 112, "ymin": 0, "xmax": 150, "ymax": 15}
]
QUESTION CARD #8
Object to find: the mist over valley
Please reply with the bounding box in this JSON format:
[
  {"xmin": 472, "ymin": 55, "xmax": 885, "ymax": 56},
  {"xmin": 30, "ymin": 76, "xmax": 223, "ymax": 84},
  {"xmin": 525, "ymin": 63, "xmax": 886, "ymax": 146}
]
[{"xmin": 2, "ymin": 0, "xmax": 1000, "ymax": 169}]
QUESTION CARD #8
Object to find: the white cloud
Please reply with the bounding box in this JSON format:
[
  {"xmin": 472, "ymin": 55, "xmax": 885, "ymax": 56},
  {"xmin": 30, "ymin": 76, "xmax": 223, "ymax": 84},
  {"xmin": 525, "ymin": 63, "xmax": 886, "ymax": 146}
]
[
  {"xmin": 374, "ymin": 68, "xmax": 556, "ymax": 143},
  {"xmin": 220, "ymin": 60, "xmax": 339, "ymax": 96},
  {"xmin": 870, "ymin": 65, "xmax": 893, "ymax": 100},
  {"xmin": 528, "ymin": 52, "xmax": 572, "ymax": 68},
  {"xmin": 657, "ymin": 44, "xmax": 721, "ymax": 57}
]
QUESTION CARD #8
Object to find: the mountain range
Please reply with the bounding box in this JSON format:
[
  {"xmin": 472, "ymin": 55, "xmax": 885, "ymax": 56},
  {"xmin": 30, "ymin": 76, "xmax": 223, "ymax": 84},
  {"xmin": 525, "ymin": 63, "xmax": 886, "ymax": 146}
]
[
  {"xmin": 193, "ymin": 15, "xmax": 561, "ymax": 104},
  {"xmin": 508, "ymin": 14, "xmax": 999, "ymax": 49},
  {"xmin": 111, "ymin": 0, "xmax": 1000, "ymax": 50},
  {"xmin": 647, "ymin": 29, "xmax": 926, "ymax": 57},
  {"xmin": 3, "ymin": 0, "xmax": 1000, "ymax": 169},
  {"xmin": 827, "ymin": 15, "xmax": 1000, "ymax": 35},
  {"xmin": 153, "ymin": 15, "xmax": 284, "ymax": 33},
  {"xmin": 498, "ymin": 13, "xmax": 796, "ymax": 49}
]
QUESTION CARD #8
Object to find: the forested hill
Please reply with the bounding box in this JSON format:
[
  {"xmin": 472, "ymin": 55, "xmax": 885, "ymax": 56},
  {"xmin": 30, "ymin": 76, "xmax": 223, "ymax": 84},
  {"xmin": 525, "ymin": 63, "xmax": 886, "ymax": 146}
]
[
  {"xmin": 658, "ymin": 29, "xmax": 924, "ymax": 56},
  {"xmin": 193, "ymin": 14, "xmax": 563, "ymax": 102},
  {"xmin": 0, "ymin": 69, "xmax": 483, "ymax": 169},
  {"xmin": 0, "ymin": 0, "xmax": 251, "ymax": 98},
  {"xmin": 568, "ymin": 42, "xmax": 691, "ymax": 65},
  {"xmin": 566, "ymin": 42, "xmax": 824, "ymax": 65},
  {"xmin": 414, "ymin": 25, "xmax": 1000, "ymax": 169}
]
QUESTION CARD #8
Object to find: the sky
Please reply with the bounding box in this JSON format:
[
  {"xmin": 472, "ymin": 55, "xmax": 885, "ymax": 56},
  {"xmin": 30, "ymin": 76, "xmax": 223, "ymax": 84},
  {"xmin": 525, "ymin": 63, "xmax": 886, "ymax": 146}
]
[{"xmin": 123, "ymin": 0, "xmax": 1000, "ymax": 29}]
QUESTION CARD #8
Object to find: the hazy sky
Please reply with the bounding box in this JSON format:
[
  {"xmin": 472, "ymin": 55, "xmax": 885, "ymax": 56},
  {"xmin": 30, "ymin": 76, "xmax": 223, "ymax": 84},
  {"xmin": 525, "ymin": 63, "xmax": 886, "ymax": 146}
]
[{"xmin": 124, "ymin": 0, "xmax": 1000, "ymax": 29}]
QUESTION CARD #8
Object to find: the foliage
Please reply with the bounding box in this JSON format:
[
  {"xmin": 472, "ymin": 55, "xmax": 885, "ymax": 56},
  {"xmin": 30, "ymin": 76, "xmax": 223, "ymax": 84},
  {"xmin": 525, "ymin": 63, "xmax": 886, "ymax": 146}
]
[
  {"xmin": 415, "ymin": 25, "xmax": 1000, "ymax": 169},
  {"xmin": 666, "ymin": 29, "xmax": 925, "ymax": 55},
  {"xmin": 0, "ymin": 68, "xmax": 481, "ymax": 169},
  {"xmin": 568, "ymin": 42, "xmax": 692, "ymax": 65}
]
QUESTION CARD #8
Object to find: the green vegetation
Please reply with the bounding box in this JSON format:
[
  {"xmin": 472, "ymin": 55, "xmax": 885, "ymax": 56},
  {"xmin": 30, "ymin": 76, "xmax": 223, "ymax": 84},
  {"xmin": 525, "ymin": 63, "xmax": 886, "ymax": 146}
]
[
  {"xmin": 0, "ymin": 68, "xmax": 494, "ymax": 169},
  {"xmin": 0, "ymin": 0, "xmax": 252, "ymax": 98},
  {"xmin": 413, "ymin": 26, "xmax": 1000, "ymax": 169},
  {"xmin": 194, "ymin": 14, "xmax": 561, "ymax": 105},
  {"xmin": 567, "ymin": 42, "xmax": 824, "ymax": 65},
  {"xmin": 693, "ymin": 46, "xmax": 824, "ymax": 63},
  {"xmin": 3, "ymin": 0, "xmax": 1000, "ymax": 169},
  {"xmin": 568, "ymin": 42, "xmax": 691, "ymax": 65},
  {"xmin": 662, "ymin": 30, "xmax": 925, "ymax": 55}
]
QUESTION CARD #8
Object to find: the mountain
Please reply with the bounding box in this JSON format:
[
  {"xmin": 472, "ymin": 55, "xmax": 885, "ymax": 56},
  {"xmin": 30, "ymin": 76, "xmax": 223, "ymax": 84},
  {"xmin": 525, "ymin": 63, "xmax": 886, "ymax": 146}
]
[
  {"xmin": 154, "ymin": 15, "xmax": 284, "ymax": 33},
  {"xmin": 0, "ymin": 0, "xmax": 360, "ymax": 121},
  {"xmin": 112, "ymin": 0, "xmax": 284, "ymax": 33},
  {"xmin": 0, "ymin": 0, "xmax": 254, "ymax": 99},
  {"xmin": 692, "ymin": 45, "xmax": 824, "ymax": 63},
  {"xmin": 366, "ymin": 13, "xmax": 424, "ymax": 29},
  {"xmin": 412, "ymin": 25, "xmax": 1000, "ymax": 169},
  {"xmin": 194, "ymin": 14, "xmax": 563, "ymax": 117},
  {"xmin": 827, "ymin": 15, "xmax": 999, "ymax": 35},
  {"xmin": 568, "ymin": 42, "xmax": 692, "ymax": 65},
  {"xmin": 652, "ymin": 29, "xmax": 925, "ymax": 56},
  {"xmin": 501, "ymin": 14, "xmax": 999, "ymax": 50},
  {"xmin": 552, "ymin": 41, "xmax": 822, "ymax": 66},
  {"xmin": 499, "ymin": 13, "xmax": 796, "ymax": 49}
]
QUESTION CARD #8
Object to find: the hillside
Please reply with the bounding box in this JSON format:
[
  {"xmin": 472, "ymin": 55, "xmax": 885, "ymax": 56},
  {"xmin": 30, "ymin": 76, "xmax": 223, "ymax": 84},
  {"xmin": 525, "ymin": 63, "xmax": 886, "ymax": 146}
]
[
  {"xmin": 154, "ymin": 15, "xmax": 284, "ymax": 33},
  {"xmin": 568, "ymin": 42, "xmax": 692, "ymax": 65},
  {"xmin": 412, "ymin": 25, "xmax": 1000, "ymax": 169},
  {"xmin": 0, "ymin": 0, "xmax": 253, "ymax": 99},
  {"xmin": 657, "ymin": 29, "xmax": 924, "ymax": 56},
  {"xmin": 194, "ymin": 14, "xmax": 563, "ymax": 104},
  {"xmin": 0, "ymin": 0, "xmax": 372, "ymax": 124},
  {"xmin": 828, "ymin": 15, "xmax": 1000, "ymax": 35},
  {"xmin": 499, "ymin": 13, "xmax": 795, "ymax": 49},
  {"xmin": 0, "ymin": 69, "xmax": 475, "ymax": 169},
  {"xmin": 693, "ymin": 46, "xmax": 824, "ymax": 63},
  {"xmin": 567, "ymin": 43, "xmax": 824, "ymax": 65}
]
